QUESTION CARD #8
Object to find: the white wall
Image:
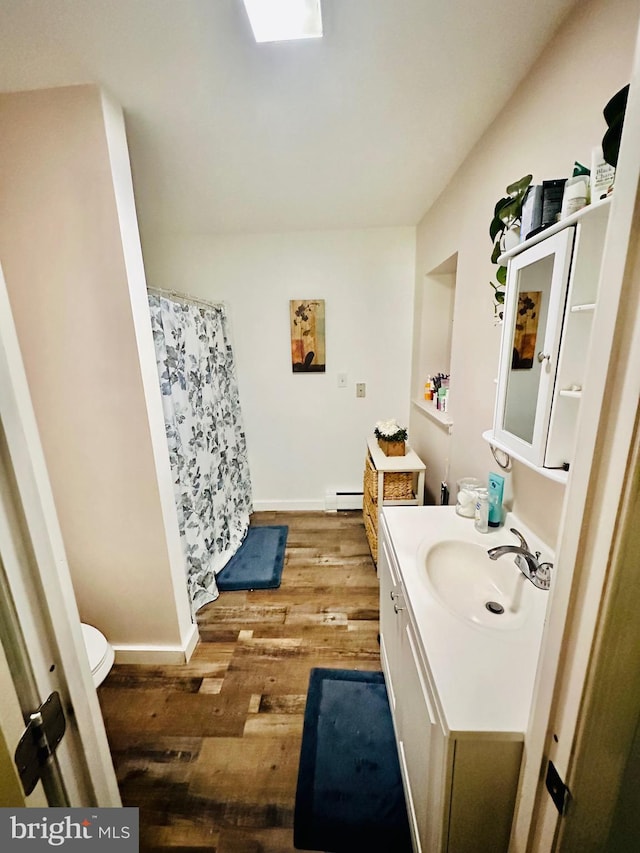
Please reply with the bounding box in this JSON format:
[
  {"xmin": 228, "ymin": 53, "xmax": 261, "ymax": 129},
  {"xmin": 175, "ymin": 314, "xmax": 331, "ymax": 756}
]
[
  {"xmin": 143, "ymin": 228, "xmax": 416, "ymax": 509},
  {"xmin": 0, "ymin": 85, "xmax": 194, "ymax": 656},
  {"xmin": 410, "ymin": 0, "xmax": 640, "ymax": 546}
]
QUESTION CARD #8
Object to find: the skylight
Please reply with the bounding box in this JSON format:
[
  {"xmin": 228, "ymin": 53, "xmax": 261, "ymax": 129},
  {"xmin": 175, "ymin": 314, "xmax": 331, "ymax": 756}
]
[{"xmin": 242, "ymin": 0, "xmax": 323, "ymax": 43}]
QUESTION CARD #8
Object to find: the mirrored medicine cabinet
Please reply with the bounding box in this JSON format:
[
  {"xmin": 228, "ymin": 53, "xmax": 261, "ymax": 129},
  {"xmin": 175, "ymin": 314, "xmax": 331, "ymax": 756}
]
[{"xmin": 485, "ymin": 198, "xmax": 611, "ymax": 481}]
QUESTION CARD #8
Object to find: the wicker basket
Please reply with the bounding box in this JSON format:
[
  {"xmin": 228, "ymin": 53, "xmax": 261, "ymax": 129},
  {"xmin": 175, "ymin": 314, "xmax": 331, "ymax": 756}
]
[
  {"xmin": 363, "ymin": 487, "xmax": 378, "ymax": 562},
  {"xmin": 363, "ymin": 453, "xmax": 414, "ymax": 502}
]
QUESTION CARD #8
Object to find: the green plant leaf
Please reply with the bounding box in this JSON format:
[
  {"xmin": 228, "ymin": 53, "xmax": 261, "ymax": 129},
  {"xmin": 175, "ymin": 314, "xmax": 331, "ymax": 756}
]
[
  {"xmin": 491, "ymin": 241, "xmax": 502, "ymax": 264},
  {"xmin": 494, "ymin": 197, "xmax": 510, "ymax": 217},
  {"xmin": 505, "ymin": 174, "xmax": 533, "ymax": 197},
  {"xmin": 495, "ymin": 290, "xmax": 505, "ymax": 304},
  {"xmin": 497, "ymin": 197, "xmax": 521, "ymax": 223},
  {"xmin": 490, "ymin": 215, "xmax": 504, "ymax": 241},
  {"xmin": 496, "ymin": 265, "xmax": 507, "ymax": 285}
]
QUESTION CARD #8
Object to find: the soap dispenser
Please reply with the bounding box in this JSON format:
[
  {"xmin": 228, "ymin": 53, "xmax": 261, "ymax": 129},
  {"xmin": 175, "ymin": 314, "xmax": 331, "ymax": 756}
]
[{"xmin": 488, "ymin": 472, "xmax": 505, "ymax": 528}]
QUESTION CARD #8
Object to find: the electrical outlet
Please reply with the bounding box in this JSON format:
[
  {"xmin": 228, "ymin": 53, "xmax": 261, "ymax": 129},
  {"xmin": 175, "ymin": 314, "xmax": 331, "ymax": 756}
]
[
  {"xmin": 356, "ymin": 383, "xmax": 366, "ymax": 398},
  {"xmin": 337, "ymin": 372, "xmax": 348, "ymax": 388}
]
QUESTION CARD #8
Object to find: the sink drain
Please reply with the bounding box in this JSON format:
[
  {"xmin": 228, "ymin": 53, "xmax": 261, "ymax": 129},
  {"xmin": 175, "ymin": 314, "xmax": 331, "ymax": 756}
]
[{"xmin": 485, "ymin": 601, "xmax": 505, "ymax": 615}]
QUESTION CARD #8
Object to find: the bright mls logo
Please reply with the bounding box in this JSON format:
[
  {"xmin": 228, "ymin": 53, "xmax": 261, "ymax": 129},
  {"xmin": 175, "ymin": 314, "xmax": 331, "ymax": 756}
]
[{"xmin": 0, "ymin": 808, "xmax": 138, "ymax": 850}]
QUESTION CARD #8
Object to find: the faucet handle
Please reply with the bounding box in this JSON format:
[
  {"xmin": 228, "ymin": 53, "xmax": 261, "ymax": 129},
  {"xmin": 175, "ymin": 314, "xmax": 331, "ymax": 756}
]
[
  {"xmin": 509, "ymin": 527, "xmax": 530, "ymax": 551},
  {"xmin": 534, "ymin": 561, "xmax": 553, "ymax": 590}
]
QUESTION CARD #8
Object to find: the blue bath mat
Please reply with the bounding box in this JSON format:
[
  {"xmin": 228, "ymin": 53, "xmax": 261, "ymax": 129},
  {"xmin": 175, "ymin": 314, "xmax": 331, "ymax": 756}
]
[
  {"xmin": 216, "ymin": 525, "xmax": 288, "ymax": 591},
  {"xmin": 294, "ymin": 668, "xmax": 412, "ymax": 852}
]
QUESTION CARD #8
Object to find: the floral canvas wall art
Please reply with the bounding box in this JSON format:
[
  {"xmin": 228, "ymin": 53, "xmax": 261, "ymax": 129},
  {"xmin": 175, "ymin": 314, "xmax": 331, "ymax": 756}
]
[
  {"xmin": 290, "ymin": 299, "xmax": 326, "ymax": 372},
  {"xmin": 511, "ymin": 290, "xmax": 542, "ymax": 370}
]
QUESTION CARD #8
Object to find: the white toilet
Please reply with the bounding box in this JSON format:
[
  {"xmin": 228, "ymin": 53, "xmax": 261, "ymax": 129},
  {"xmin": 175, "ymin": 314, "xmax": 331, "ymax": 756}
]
[{"xmin": 81, "ymin": 623, "xmax": 115, "ymax": 687}]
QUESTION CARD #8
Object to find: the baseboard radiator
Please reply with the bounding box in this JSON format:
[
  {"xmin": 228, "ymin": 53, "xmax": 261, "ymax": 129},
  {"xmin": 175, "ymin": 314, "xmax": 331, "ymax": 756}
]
[{"xmin": 324, "ymin": 491, "xmax": 364, "ymax": 512}]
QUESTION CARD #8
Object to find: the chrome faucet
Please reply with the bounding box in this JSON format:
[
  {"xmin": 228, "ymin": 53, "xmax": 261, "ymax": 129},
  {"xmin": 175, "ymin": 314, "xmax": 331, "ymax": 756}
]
[{"xmin": 487, "ymin": 528, "xmax": 553, "ymax": 590}]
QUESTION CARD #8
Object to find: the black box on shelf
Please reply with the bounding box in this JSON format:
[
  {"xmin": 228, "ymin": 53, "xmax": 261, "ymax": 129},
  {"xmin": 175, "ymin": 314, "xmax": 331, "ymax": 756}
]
[{"xmin": 541, "ymin": 179, "xmax": 566, "ymax": 227}]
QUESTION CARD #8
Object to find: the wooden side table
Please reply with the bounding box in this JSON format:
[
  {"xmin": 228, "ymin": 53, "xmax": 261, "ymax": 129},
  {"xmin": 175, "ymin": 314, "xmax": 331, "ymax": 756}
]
[{"xmin": 363, "ymin": 436, "xmax": 426, "ymax": 563}]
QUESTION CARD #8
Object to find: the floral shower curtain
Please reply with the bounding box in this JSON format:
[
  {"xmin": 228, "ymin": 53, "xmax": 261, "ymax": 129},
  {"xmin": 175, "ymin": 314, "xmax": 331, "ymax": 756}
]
[{"xmin": 148, "ymin": 293, "xmax": 252, "ymax": 613}]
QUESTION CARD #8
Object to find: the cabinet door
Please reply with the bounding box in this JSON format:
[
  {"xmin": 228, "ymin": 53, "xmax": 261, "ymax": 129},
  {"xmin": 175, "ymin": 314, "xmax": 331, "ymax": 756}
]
[
  {"xmin": 447, "ymin": 738, "xmax": 522, "ymax": 853},
  {"xmin": 494, "ymin": 227, "xmax": 575, "ymax": 466},
  {"xmin": 545, "ymin": 210, "xmax": 609, "ymax": 467},
  {"xmin": 379, "ymin": 533, "xmax": 403, "ymax": 717},
  {"xmin": 398, "ymin": 617, "xmax": 448, "ymax": 853}
]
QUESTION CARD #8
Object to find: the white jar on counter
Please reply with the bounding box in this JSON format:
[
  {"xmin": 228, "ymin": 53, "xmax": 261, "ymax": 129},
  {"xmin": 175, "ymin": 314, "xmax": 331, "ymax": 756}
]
[{"xmin": 456, "ymin": 477, "xmax": 483, "ymax": 518}]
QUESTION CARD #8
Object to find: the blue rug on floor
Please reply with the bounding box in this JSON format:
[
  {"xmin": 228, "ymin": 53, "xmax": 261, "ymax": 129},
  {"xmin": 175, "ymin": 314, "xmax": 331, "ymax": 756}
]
[
  {"xmin": 216, "ymin": 525, "xmax": 288, "ymax": 591},
  {"xmin": 294, "ymin": 668, "xmax": 412, "ymax": 852}
]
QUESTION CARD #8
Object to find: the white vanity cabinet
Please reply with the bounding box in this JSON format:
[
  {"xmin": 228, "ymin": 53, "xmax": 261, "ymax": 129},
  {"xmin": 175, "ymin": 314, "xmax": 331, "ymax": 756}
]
[
  {"xmin": 379, "ymin": 518, "xmax": 523, "ymax": 853},
  {"xmin": 488, "ymin": 198, "xmax": 611, "ymax": 477},
  {"xmin": 380, "ymin": 534, "xmax": 448, "ymax": 852}
]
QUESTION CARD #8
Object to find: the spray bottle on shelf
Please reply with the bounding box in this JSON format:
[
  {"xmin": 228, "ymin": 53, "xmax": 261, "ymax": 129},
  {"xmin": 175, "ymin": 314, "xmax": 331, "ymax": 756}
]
[{"xmin": 424, "ymin": 376, "xmax": 433, "ymax": 401}]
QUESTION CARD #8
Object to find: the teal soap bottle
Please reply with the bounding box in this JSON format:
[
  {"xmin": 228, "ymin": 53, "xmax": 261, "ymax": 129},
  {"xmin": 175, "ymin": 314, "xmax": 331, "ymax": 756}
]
[{"xmin": 488, "ymin": 472, "xmax": 505, "ymax": 528}]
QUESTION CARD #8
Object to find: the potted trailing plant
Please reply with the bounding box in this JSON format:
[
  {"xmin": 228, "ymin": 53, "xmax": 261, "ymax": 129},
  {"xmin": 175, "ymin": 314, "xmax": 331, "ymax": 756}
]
[
  {"xmin": 374, "ymin": 419, "xmax": 408, "ymax": 456},
  {"xmin": 489, "ymin": 174, "xmax": 532, "ymax": 321}
]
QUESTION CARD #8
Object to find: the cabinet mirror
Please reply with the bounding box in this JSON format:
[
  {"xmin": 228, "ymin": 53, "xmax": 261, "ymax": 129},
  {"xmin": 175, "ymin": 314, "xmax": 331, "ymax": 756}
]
[{"xmin": 494, "ymin": 228, "xmax": 575, "ymax": 467}]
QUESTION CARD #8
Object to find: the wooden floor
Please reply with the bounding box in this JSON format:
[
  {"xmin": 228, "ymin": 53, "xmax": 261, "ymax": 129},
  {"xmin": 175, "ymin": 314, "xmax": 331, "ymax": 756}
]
[{"xmin": 98, "ymin": 511, "xmax": 381, "ymax": 853}]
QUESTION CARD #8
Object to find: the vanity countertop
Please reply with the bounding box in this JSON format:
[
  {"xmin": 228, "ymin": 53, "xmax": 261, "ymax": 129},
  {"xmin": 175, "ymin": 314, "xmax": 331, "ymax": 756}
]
[{"xmin": 381, "ymin": 505, "xmax": 552, "ymax": 737}]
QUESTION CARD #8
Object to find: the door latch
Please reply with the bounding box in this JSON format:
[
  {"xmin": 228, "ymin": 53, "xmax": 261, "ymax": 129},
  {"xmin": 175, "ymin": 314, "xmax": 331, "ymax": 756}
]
[
  {"xmin": 545, "ymin": 759, "xmax": 571, "ymax": 816},
  {"xmin": 14, "ymin": 691, "xmax": 66, "ymax": 796}
]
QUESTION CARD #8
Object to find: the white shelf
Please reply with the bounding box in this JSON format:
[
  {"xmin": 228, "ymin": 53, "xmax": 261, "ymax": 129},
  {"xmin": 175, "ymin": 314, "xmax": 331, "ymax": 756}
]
[
  {"xmin": 412, "ymin": 398, "xmax": 453, "ymax": 432},
  {"xmin": 482, "ymin": 430, "xmax": 568, "ymax": 484},
  {"xmin": 570, "ymin": 303, "xmax": 596, "ymax": 313},
  {"xmin": 367, "ymin": 436, "xmax": 427, "ymax": 474},
  {"xmin": 498, "ymin": 196, "xmax": 611, "ymax": 264}
]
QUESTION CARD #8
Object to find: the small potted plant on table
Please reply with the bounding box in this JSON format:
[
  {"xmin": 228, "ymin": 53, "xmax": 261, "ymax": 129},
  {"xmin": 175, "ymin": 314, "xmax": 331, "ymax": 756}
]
[{"xmin": 374, "ymin": 419, "xmax": 408, "ymax": 456}]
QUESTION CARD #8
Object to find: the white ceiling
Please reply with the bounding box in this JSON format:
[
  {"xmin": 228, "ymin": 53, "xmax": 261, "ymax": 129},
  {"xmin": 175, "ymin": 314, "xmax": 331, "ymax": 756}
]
[{"xmin": 0, "ymin": 0, "xmax": 580, "ymax": 235}]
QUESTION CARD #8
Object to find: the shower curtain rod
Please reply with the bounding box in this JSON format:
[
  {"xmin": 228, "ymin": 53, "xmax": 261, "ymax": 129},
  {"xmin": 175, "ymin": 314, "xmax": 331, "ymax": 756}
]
[{"xmin": 147, "ymin": 286, "xmax": 227, "ymax": 311}]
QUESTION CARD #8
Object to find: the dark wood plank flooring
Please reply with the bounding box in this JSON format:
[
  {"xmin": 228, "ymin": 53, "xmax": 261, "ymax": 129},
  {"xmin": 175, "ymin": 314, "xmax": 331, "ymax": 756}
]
[{"xmin": 98, "ymin": 511, "xmax": 381, "ymax": 852}]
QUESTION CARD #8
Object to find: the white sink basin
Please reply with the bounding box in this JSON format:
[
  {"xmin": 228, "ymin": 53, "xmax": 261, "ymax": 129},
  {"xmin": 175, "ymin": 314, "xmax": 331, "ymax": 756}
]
[{"xmin": 419, "ymin": 539, "xmax": 529, "ymax": 630}]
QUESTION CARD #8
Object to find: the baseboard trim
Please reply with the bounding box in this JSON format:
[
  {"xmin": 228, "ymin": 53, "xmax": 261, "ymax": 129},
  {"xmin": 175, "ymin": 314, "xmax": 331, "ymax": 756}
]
[
  {"xmin": 183, "ymin": 622, "xmax": 200, "ymax": 662},
  {"xmin": 113, "ymin": 622, "xmax": 200, "ymax": 665},
  {"xmin": 335, "ymin": 491, "xmax": 364, "ymax": 511},
  {"xmin": 252, "ymin": 499, "xmax": 326, "ymax": 511}
]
